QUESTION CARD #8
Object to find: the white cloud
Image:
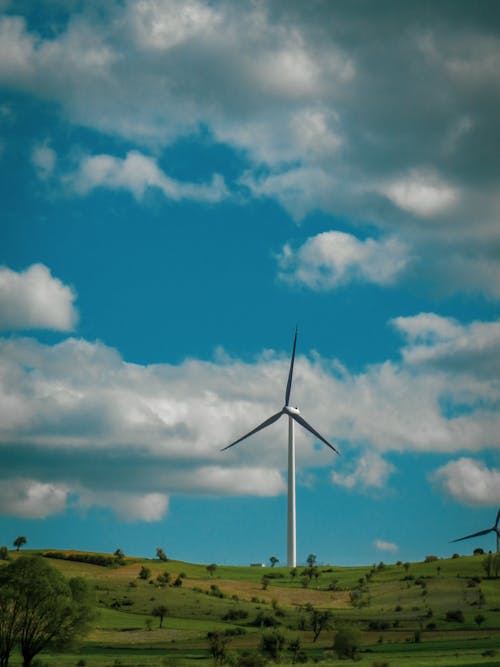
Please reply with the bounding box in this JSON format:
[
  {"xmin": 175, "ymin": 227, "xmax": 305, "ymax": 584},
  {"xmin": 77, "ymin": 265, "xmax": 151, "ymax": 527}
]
[
  {"xmin": 278, "ymin": 231, "xmax": 409, "ymax": 289},
  {"xmin": 331, "ymin": 452, "xmax": 396, "ymax": 490},
  {"xmin": 2, "ymin": 3, "xmax": 500, "ymax": 297},
  {"xmin": 32, "ymin": 143, "xmax": 56, "ymax": 180},
  {"xmin": 432, "ymin": 458, "xmax": 500, "ymax": 506},
  {"xmin": 0, "ymin": 264, "xmax": 78, "ymax": 331},
  {"xmin": 0, "ymin": 308, "xmax": 499, "ymax": 518},
  {"xmin": 78, "ymin": 490, "xmax": 169, "ymax": 522},
  {"xmin": 392, "ymin": 313, "xmax": 500, "ymax": 377},
  {"xmin": 71, "ymin": 150, "xmax": 228, "ymax": 203},
  {"xmin": 380, "ymin": 170, "xmax": 459, "ymax": 218},
  {"xmin": 0, "ymin": 478, "xmax": 69, "ymax": 518},
  {"xmin": 374, "ymin": 539, "xmax": 398, "ymax": 553}
]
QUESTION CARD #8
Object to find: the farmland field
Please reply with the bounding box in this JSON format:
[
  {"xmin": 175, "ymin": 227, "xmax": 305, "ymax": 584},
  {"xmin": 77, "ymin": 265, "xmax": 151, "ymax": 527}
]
[{"xmin": 1, "ymin": 549, "xmax": 499, "ymax": 666}]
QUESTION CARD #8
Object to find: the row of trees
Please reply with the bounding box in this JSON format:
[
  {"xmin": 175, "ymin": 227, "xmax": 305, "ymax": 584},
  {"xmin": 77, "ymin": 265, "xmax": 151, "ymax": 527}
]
[{"xmin": 0, "ymin": 557, "xmax": 92, "ymax": 667}]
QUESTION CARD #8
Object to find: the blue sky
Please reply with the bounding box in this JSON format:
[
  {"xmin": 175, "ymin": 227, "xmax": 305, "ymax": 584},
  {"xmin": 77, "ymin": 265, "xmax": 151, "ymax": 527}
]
[{"xmin": 1, "ymin": 0, "xmax": 500, "ymax": 566}]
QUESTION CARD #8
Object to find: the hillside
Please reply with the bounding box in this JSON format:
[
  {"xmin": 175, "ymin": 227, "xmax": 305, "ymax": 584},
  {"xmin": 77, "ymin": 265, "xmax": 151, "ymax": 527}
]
[{"xmin": 1, "ymin": 549, "xmax": 500, "ymax": 667}]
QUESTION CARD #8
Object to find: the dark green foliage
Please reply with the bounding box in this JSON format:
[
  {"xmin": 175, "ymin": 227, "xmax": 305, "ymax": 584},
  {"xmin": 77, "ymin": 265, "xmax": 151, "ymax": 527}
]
[
  {"xmin": 152, "ymin": 604, "xmax": 168, "ymax": 628},
  {"xmin": 251, "ymin": 611, "xmax": 280, "ymax": 628},
  {"xmin": 207, "ymin": 631, "xmax": 228, "ymax": 664},
  {"xmin": 0, "ymin": 547, "xmax": 9, "ymax": 561},
  {"xmin": 445, "ymin": 609, "xmax": 465, "ymax": 623},
  {"xmin": 12, "ymin": 537, "xmax": 26, "ymax": 552},
  {"xmin": 306, "ymin": 554, "xmax": 317, "ymax": 567},
  {"xmin": 138, "ymin": 566, "xmax": 151, "ymax": 580},
  {"xmin": 333, "ymin": 625, "xmax": 361, "ymax": 660},
  {"xmin": 222, "ymin": 609, "xmax": 248, "ymax": 621},
  {"xmin": 475, "ymin": 613, "xmax": 486, "ymax": 627},
  {"xmin": 207, "ymin": 563, "xmax": 217, "ymax": 577},
  {"xmin": 44, "ymin": 551, "xmax": 121, "ymax": 568},
  {"xmin": 269, "ymin": 556, "xmax": 279, "ymax": 567},
  {"xmin": 425, "ymin": 555, "xmax": 438, "ymax": 562},
  {"xmin": 156, "ymin": 547, "xmax": 168, "ymax": 561},
  {"xmin": 0, "ymin": 556, "xmax": 92, "ymax": 667},
  {"xmin": 260, "ymin": 630, "xmax": 285, "ymax": 662}
]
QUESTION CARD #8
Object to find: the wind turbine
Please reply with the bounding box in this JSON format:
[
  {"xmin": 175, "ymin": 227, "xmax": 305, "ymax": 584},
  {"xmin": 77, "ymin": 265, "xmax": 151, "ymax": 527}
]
[
  {"xmin": 450, "ymin": 508, "xmax": 500, "ymax": 553},
  {"xmin": 221, "ymin": 328, "xmax": 339, "ymax": 567}
]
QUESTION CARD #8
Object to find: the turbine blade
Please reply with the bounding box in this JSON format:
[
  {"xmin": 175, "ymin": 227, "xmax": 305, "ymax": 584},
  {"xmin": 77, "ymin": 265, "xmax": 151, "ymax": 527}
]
[
  {"xmin": 495, "ymin": 508, "xmax": 500, "ymax": 528},
  {"xmin": 292, "ymin": 413, "xmax": 339, "ymax": 454},
  {"xmin": 450, "ymin": 527, "xmax": 493, "ymax": 543},
  {"xmin": 221, "ymin": 411, "xmax": 283, "ymax": 451},
  {"xmin": 285, "ymin": 326, "xmax": 298, "ymax": 406}
]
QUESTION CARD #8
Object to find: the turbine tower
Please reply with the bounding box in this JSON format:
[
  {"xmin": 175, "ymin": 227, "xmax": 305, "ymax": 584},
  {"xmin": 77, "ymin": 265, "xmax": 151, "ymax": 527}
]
[
  {"xmin": 221, "ymin": 328, "xmax": 339, "ymax": 567},
  {"xmin": 450, "ymin": 508, "xmax": 500, "ymax": 553}
]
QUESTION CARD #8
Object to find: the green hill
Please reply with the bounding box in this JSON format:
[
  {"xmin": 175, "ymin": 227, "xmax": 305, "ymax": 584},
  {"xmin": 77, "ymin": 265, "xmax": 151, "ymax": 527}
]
[{"xmin": 1, "ymin": 549, "xmax": 499, "ymax": 667}]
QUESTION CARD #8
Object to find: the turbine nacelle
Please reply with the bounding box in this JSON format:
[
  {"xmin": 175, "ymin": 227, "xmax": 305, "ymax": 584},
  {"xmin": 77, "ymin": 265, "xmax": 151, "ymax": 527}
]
[{"xmin": 284, "ymin": 405, "xmax": 300, "ymax": 416}]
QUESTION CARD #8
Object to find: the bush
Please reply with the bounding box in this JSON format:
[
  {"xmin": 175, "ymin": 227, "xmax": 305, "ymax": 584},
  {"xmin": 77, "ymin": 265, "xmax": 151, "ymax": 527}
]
[
  {"xmin": 424, "ymin": 555, "xmax": 438, "ymax": 563},
  {"xmin": 0, "ymin": 546, "xmax": 9, "ymax": 561},
  {"xmin": 445, "ymin": 609, "xmax": 465, "ymax": 623},
  {"xmin": 222, "ymin": 609, "xmax": 249, "ymax": 621},
  {"xmin": 333, "ymin": 625, "xmax": 361, "ymax": 660}
]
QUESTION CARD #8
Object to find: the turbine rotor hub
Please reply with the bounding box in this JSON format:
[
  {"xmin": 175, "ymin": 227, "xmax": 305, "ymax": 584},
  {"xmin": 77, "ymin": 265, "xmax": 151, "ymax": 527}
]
[{"xmin": 284, "ymin": 405, "xmax": 300, "ymax": 415}]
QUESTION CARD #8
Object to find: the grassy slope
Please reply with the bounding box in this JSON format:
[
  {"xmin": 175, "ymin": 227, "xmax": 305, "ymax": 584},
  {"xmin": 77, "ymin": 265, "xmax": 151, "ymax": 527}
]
[{"xmin": 2, "ymin": 549, "xmax": 500, "ymax": 666}]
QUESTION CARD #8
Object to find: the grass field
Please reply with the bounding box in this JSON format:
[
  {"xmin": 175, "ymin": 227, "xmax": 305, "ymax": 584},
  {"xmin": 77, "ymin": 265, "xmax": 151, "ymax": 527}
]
[{"xmin": 2, "ymin": 549, "xmax": 499, "ymax": 666}]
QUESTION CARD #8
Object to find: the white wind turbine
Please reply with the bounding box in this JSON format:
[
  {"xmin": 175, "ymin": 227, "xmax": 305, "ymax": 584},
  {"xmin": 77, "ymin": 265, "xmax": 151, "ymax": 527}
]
[
  {"xmin": 221, "ymin": 328, "xmax": 339, "ymax": 567},
  {"xmin": 450, "ymin": 508, "xmax": 500, "ymax": 553}
]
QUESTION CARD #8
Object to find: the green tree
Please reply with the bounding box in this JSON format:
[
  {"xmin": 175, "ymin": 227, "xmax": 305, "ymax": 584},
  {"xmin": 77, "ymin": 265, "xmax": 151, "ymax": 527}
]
[
  {"xmin": 482, "ymin": 554, "xmax": 494, "ymax": 578},
  {"xmin": 261, "ymin": 630, "xmax": 285, "ymax": 662},
  {"xmin": 0, "ymin": 547, "xmax": 8, "ymax": 561},
  {"xmin": 309, "ymin": 608, "xmax": 332, "ymax": 642},
  {"xmin": 152, "ymin": 604, "xmax": 169, "ymax": 628},
  {"xmin": 13, "ymin": 537, "xmax": 26, "ymax": 552},
  {"xmin": 0, "ymin": 556, "xmax": 92, "ymax": 667},
  {"xmin": 206, "ymin": 563, "xmax": 217, "ymax": 577},
  {"xmin": 138, "ymin": 566, "xmax": 151, "ymax": 580},
  {"xmin": 306, "ymin": 554, "xmax": 317, "ymax": 567},
  {"xmin": 269, "ymin": 556, "xmax": 279, "ymax": 568},
  {"xmin": 333, "ymin": 625, "xmax": 361, "ymax": 660},
  {"xmin": 207, "ymin": 631, "xmax": 228, "ymax": 664},
  {"xmin": 475, "ymin": 613, "xmax": 486, "ymax": 628},
  {"xmin": 156, "ymin": 547, "xmax": 168, "ymax": 562}
]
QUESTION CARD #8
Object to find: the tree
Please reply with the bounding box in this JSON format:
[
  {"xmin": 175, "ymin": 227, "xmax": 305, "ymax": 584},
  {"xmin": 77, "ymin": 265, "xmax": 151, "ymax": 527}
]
[
  {"xmin": 207, "ymin": 631, "xmax": 228, "ymax": 664},
  {"xmin": 13, "ymin": 537, "xmax": 26, "ymax": 552},
  {"xmin": 309, "ymin": 608, "xmax": 332, "ymax": 642},
  {"xmin": 138, "ymin": 565, "xmax": 151, "ymax": 580},
  {"xmin": 206, "ymin": 563, "xmax": 217, "ymax": 578},
  {"xmin": 475, "ymin": 613, "xmax": 486, "ymax": 628},
  {"xmin": 261, "ymin": 630, "xmax": 285, "ymax": 662},
  {"xmin": 0, "ymin": 556, "xmax": 92, "ymax": 667},
  {"xmin": 114, "ymin": 548, "xmax": 124, "ymax": 558},
  {"xmin": 306, "ymin": 554, "xmax": 317, "ymax": 567},
  {"xmin": 156, "ymin": 547, "xmax": 168, "ymax": 562},
  {"xmin": 152, "ymin": 604, "xmax": 169, "ymax": 628},
  {"xmin": 0, "ymin": 547, "xmax": 8, "ymax": 561},
  {"xmin": 333, "ymin": 625, "xmax": 361, "ymax": 660},
  {"xmin": 269, "ymin": 556, "xmax": 279, "ymax": 568},
  {"xmin": 482, "ymin": 554, "xmax": 494, "ymax": 578}
]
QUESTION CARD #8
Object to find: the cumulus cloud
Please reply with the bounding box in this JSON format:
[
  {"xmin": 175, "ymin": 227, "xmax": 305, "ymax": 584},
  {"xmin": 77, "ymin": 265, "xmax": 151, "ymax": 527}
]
[
  {"xmin": 374, "ymin": 539, "xmax": 398, "ymax": 553},
  {"xmin": 392, "ymin": 313, "xmax": 500, "ymax": 378},
  {"xmin": 78, "ymin": 490, "xmax": 170, "ymax": 522},
  {"xmin": 71, "ymin": 150, "xmax": 228, "ymax": 203},
  {"xmin": 31, "ymin": 143, "xmax": 56, "ymax": 180},
  {"xmin": 0, "ymin": 306, "xmax": 499, "ymax": 518},
  {"xmin": 0, "ymin": 264, "xmax": 78, "ymax": 331},
  {"xmin": 379, "ymin": 170, "xmax": 459, "ymax": 218},
  {"xmin": 331, "ymin": 452, "xmax": 396, "ymax": 490},
  {"xmin": 278, "ymin": 231, "xmax": 409, "ymax": 289},
  {"xmin": 0, "ymin": 478, "xmax": 69, "ymax": 518},
  {"xmin": 1, "ymin": 3, "xmax": 500, "ymax": 295},
  {"xmin": 432, "ymin": 458, "xmax": 500, "ymax": 506}
]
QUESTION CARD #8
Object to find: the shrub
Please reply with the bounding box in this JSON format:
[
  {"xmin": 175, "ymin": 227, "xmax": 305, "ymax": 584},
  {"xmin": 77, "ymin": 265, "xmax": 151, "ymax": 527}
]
[
  {"xmin": 222, "ymin": 609, "xmax": 249, "ymax": 621},
  {"xmin": 445, "ymin": 609, "xmax": 465, "ymax": 623},
  {"xmin": 424, "ymin": 555, "xmax": 438, "ymax": 563},
  {"xmin": 333, "ymin": 625, "xmax": 361, "ymax": 660}
]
